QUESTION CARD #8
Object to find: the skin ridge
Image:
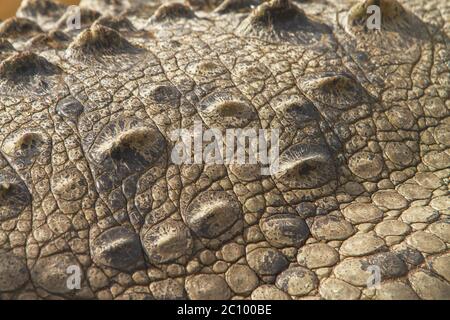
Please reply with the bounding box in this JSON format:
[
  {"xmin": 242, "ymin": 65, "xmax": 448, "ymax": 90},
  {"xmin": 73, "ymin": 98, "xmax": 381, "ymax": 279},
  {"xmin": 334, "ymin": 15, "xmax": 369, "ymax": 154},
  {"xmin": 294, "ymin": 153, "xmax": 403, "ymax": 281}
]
[{"xmin": 0, "ymin": 0, "xmax": 448, "ymax": 300}]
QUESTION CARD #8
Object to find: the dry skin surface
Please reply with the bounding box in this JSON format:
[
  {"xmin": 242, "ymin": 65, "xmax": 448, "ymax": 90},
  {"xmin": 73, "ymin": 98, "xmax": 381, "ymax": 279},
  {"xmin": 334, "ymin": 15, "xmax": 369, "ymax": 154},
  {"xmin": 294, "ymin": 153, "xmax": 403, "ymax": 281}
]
[{"xmin": 0, "ymin": 0, "xmax": 448, "ymax": 300}]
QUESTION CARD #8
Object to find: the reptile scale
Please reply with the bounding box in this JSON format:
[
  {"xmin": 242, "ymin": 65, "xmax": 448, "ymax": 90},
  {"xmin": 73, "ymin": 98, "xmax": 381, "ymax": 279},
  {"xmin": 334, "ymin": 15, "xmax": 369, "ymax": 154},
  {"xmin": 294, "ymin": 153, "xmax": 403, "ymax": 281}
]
[{"xmin": 0, "ymin": 0, "xmax": 448, "ymax": 300}]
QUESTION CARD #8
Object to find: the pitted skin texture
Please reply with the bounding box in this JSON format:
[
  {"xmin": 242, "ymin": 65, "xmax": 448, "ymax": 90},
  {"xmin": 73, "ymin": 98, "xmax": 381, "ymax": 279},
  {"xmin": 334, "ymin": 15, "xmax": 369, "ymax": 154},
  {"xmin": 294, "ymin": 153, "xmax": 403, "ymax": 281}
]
[{"xmin": 0, "ymin": 0, "xmax": 448, "ymax": 300}]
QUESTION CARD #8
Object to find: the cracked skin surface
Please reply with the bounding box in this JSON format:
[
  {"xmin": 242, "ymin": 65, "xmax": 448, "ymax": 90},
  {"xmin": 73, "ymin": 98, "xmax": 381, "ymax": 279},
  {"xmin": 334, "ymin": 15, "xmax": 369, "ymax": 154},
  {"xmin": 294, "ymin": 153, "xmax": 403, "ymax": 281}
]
[{"xmin": 0, "ymin": 0, "xmax": 449, "ymax": 300}]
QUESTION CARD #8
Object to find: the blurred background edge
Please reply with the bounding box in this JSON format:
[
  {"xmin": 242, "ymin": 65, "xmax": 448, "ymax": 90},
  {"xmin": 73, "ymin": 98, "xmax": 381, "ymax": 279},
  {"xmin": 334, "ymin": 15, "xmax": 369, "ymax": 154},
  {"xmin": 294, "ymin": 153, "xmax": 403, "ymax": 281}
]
[{"xmin": 0, "ymin": 0, "xmax": 80, "ymax": 20}]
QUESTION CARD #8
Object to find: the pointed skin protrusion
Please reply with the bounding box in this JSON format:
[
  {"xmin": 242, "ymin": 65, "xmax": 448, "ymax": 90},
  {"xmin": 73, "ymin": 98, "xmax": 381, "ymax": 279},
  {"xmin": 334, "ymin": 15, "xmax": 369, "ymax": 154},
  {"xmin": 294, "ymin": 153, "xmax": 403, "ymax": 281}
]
[
  {"xmin": 94, "ymin": 16, "xmax": 136, "ymax": 32},
  {"xmin": 16, "ymin": 0, "xmax": 67, "ymax": 21},
  {"xmin": 79, "ymin": 0, "xmax": 131, "ymax": 16},
  {"xmin": 273, "ymin": 143, "xmax": 337, "ymax": 190},
  {"xmin": 0, "ymin": 173, "xmax": 31, "ymax": 222},
  {"xmin": 26, "ymin": 30, "xmax": 70, "ymax": 49},
  {"xmin": 0, "ymin": 17, "xmax": 42, "ymax": 38},
  {"xmin": 300, "ymin": 72, "xmax": 370, "ymax": 109},
  {"xmin": 0, "ymin": 38, "xmax": 15, "ymax": 52},
  {"xmin": 149, "ymin": 3, "xmax": 196, "ymax": 24},
  {"xmin": 347, "ymin": 0, "xmax": 407, "ymax": 29},
  {"xmin": 345, "ymin": 0, "xmax": 426, "ymax": 40},
  {"xmin": 236, "ymin": 0, "xmax": 331, "ymax": 44},
  {"xmin": 66, "ymin": 24, "xmax": 141, "ymax": 61},
  {"xmin": 214, "ymin": 0, "xmax": 261, "ymax": 14},
  {"xmin": 0, "ymin": 51, "xmax": 61, "ymax": 80},
  {"xmin": 185, "ymin": 0, "xmax": 224, "ymax": 11}
]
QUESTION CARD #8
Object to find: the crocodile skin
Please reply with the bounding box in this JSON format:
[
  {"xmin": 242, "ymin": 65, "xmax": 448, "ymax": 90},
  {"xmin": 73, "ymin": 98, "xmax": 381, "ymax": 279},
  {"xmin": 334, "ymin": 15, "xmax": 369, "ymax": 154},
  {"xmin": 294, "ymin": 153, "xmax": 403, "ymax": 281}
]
[{"xmin": 0, "ymin": 0, "xmax": 448, "ymax": 300}]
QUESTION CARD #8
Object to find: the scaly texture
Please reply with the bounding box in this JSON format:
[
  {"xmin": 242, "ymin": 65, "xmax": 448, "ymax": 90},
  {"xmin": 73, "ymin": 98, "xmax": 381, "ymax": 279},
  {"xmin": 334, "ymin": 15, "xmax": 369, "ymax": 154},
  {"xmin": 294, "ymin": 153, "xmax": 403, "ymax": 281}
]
[{"xmin": 0, "ymin": 0, "xmax": 448, "ymax": 300}]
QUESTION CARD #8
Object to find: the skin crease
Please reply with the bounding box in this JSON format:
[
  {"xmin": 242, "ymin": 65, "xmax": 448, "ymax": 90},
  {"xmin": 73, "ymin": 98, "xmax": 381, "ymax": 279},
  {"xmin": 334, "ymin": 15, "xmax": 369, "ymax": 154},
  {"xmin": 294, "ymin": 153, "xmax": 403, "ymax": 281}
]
[{"xmin": 0, "ymin": 0, "xmax": 448, "ymax": 300}]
